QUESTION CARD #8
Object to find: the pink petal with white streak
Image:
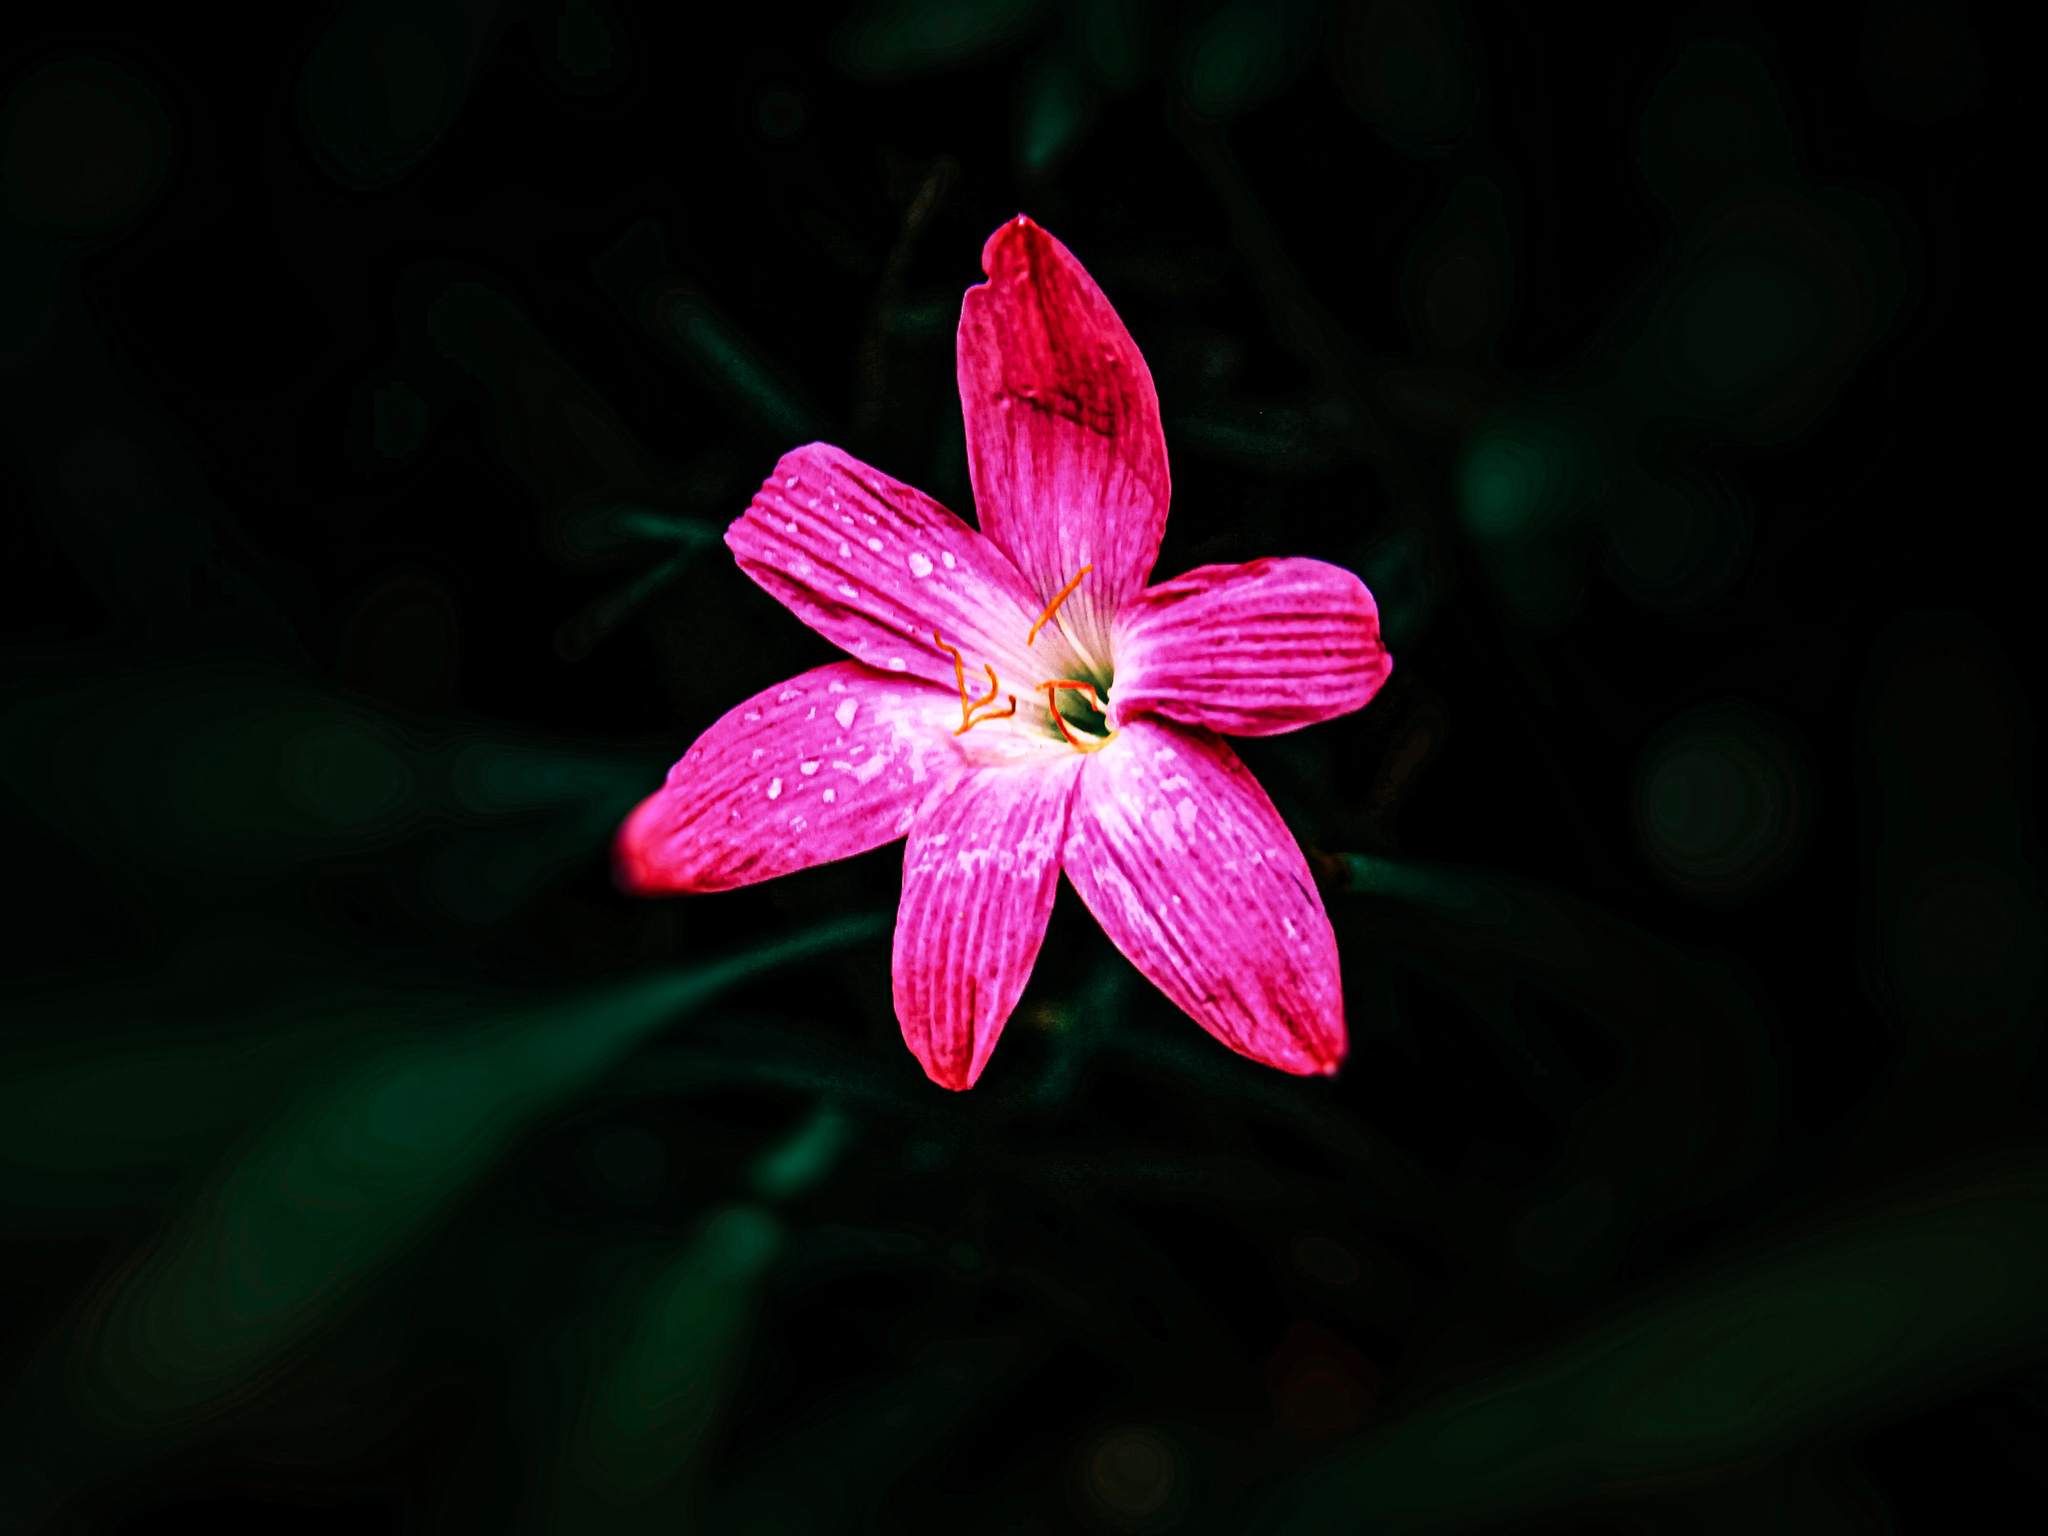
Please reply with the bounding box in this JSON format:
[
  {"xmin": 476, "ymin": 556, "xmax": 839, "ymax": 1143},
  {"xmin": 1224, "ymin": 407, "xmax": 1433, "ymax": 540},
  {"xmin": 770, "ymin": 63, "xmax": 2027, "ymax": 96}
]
[
  {"xmin": 1062, "ymin": 718, "xmax": 1346, "ymax": 1075},
  {"xmin": 957, "ymin": 217, "xmax": 1171, "ymax": 667},
  {"xmin": 893, "ymin": 755, "xmax": 1085, "ymax": 1090},
  {"xmin": 615, "ymin": 662, "xmax": 964, "ymax": 894},
  {"xmin": 727, "ymin": 441, "xmax": 1089, "ymax": 697},
  {"xmin": 1111, "ymin": 558, "xmax": 1392, "ymax": 736}
]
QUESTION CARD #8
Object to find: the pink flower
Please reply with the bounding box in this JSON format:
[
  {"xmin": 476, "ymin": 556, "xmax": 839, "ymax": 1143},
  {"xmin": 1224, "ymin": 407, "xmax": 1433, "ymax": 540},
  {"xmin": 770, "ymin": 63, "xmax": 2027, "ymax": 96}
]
[{"xmin": 616, "ymin": 217, "xmax": 1391, "ymax": 1090}]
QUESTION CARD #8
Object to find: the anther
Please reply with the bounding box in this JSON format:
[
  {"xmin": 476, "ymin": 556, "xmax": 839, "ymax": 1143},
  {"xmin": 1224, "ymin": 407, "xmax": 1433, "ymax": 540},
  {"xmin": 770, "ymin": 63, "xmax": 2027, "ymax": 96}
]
[{"xmin": 1026, "ymin": 564, "xmax": 1094, "ymax": 647}]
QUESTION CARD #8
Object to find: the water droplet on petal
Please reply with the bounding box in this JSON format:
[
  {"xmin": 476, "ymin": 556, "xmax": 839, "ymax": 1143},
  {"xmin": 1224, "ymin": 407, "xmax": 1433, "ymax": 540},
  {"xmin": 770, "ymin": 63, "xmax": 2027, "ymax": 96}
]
[
  {"xmin": 767, "ymin": 778, "xmax": 783, "ymax": 799},
  {"xmin": 908, "ymin": 552, "xmax": 933, "ymax": 578},
  {"xmin": 867, "ymin": 537, "xmax": 884, "ymax": 553},
  {"xmin": 941, "ymin": 551, "xmax": 956, "ymax": 570},
  {"xmin": 835, "ymin": 698, "xmax": 859, "ymax": 728},
  {"xmin": 800, "ymin": 760, "xmax": 820, "ymax": 775}
]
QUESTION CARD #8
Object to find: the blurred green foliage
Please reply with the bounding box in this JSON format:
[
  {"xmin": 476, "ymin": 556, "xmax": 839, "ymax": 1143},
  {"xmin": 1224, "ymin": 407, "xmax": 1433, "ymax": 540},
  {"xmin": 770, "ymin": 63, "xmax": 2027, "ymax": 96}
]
[
  {"xmin": 1257, "ymin": 1150, "xmax": 2048, "ymax": 1532},
  {"xmin": 0, "ymin": 2, "xmax": 2032, "ymax": 1532}
]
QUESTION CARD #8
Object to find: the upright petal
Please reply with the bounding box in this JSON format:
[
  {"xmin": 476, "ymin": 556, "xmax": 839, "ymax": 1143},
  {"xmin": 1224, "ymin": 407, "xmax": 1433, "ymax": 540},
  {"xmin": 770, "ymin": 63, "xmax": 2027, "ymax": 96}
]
[
  {"xmin": 957, "ymin": 217, "xmax": 1170, "ymax": 666},
  {"xmin": 1062, "ymin": 718, "xmax": 1346, "ymax": 1075},
  {"xmin": 728, "ymin": 442, "xmax": 1089, "ymax": 696},
  {"xmin": 1110, "ymin": 558, "xmax": 1392, "ymax": 736},
  {"xmin": 616, "ymin": 663, "xmax": 964, "ymax": 894},
  {"xmin": 893, "ymin": 756, "xmax": 1085, "ymax": 1090}
]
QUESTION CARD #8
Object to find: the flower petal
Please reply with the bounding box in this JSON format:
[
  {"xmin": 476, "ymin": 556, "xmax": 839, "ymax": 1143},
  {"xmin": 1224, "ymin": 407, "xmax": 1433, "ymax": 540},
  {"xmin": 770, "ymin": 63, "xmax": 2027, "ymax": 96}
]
[
  {"xmin": 615, "ymin": 663, "xmax": 964, "ymax": 894},
  {"xmin": 957, "ymin": 217, "xmax": 1171, "ymax": 667},
  {"xmin": 1110, "ymin": 558, "xmax": 1392, "ymax": 736},
  {"xmin": 893, "ymin": 756, "xmax": 1085, "ymax": 1090},
  {"xmin": 1062, "ymin": 717, "xmax": 1345, "ymax": 1075},
  {"xmin": 727, "ymin": 442, "xmax": 1089, "ymax": 698}
]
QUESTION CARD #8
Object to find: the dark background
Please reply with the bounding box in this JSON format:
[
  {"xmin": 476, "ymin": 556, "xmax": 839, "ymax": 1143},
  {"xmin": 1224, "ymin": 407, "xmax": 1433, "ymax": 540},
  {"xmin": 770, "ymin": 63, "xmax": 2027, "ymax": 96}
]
[{"xmin": 1, "ymin": 1, "xmax": 2038, "ymax": 1532}]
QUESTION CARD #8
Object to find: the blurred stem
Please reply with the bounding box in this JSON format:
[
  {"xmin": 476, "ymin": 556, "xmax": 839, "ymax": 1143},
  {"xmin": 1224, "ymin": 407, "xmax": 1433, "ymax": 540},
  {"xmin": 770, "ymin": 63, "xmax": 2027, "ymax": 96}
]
[
  {"xmin": 1167, "ymin": 104, "xmax": 1434, "ymax": 524},
  {"xmin": 850, "ymin": 158, "xmax": 958, "ymax": 448},
  {"xmin": 555, "ymin": 554, "xmax": 686, "ymax": 662}
]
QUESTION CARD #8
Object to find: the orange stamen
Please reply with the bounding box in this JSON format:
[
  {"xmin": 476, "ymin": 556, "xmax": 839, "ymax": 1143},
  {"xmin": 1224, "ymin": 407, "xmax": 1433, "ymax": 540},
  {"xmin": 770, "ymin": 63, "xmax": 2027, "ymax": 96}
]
[
  {"xmin": 1026, "ymin": 564, "xmax": 1094, "ymax": 647},
  {"xmin": 954, "ymin": 664, "xmax": 1004, "ymax": 736},
  {"xmin": 967, "ymin": 663, "xmax": 1000, "ymax": 717},
  {"xmin": 935, "ymin": 629, "xmax": 1017, "ymax": 736}
]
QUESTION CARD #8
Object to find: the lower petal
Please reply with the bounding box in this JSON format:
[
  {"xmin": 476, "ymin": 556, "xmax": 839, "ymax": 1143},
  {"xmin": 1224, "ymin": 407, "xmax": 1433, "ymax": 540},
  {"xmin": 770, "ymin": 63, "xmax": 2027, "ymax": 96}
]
[
  {"xmin": 893, "ymin": 756, "xmax": 1085, "ymax": 1090},
  {"xmin": 1062, "ymin": 717, "xmax": 1346, "ymax": 1075},
  {"xmin": 615, "ymin": 663, "xmax": 964, "ymax": 894}
]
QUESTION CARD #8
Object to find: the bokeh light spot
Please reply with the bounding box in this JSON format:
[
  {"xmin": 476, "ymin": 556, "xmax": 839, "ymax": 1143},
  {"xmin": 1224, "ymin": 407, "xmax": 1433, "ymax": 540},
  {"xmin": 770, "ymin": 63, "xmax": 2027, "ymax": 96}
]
[
  {"xmin": 1632, "ymin": 702, "xmax": 1808, "ymax": 903},
  {"xmin": 1, "ymin": 57, "xmax": 172, "ymax": 241},
  {"xmin": 1292, "ymin": 1232, "xmax": 1363, "ymax": 1287},
  {"xmin": 1080, "ymin": 1425, "xmax": 1183, "ymax": 1528},
  {"xmin": 755, "ymin": 86, "xmax": 805, "ymax": 141}
]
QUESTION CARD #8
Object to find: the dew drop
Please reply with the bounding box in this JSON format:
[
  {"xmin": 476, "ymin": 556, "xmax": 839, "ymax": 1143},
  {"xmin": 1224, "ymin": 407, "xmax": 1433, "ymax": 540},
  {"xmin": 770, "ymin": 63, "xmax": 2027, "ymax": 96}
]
[
  {"xmin": 800, "ymin": 760, "xmax": 820, "ymax": 775},
  {"xmin": 822, "ymin": 788, "xmax": 836, "ymax": 804},
  {"xmin": 908, "ymin": 552, "xmax": 933, "ymax": 578},
  {"xmin": 941, "ymin": 551, "xmax": 956, "ymax": 569},
  {"xmin": 866, "ymin": 537, "xmax": 884, "ymax": 553},
  {"xmin": 785, "ymin": 519, "xmax": 799, "ymax": 533},
  {"xmin": 839, "ymin": 540, "xmax": 852, "ymax": 557},
  {"xmin": 835, "ymin": 698, "xmax": 859, "ymax": 728},
  {"xmin": 767, "ymin": 778, "xmax": 783, "ymax": 800}
]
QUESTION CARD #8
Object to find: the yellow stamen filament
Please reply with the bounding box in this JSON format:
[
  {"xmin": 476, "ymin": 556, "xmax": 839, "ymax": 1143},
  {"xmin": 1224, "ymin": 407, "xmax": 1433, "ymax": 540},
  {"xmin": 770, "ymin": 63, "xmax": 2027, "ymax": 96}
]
[
  {"xmin": 1040, "ymin": 679, "xmax": 1119, "ymax": 754},
  {"xmin": 969, "ymin": 691, "xmax": 1018, "ymax": 733},
  {"xmin": 933, "ymin": 629, "xmax": 1017, "ymax": 736},
  {"xmin": 933, "ymin": 629, "xmax": 971, "ymax": 727},
  {"xmin": 1026, "ymin": 564, "xmax": 1094, "ymax": 647},
  {"xmin": 966, "ymin": 662, "xmax": 1000, "ymax": 717}
]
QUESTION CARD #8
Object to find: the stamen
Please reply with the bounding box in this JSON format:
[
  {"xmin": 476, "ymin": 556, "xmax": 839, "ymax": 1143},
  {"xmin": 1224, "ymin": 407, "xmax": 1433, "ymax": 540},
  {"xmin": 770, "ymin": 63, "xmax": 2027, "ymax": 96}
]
[
  {"xmin": 936, "ymin": 629, "xmax": 1017, "ymax": 736},
  {"xmin": 954, "ymin": 665, "xmax": 1005, "ymax": 736},
  {"xmin": 932, "ymin": 629, "xmax": 974, "ymax": 732},
  {"xmin": 1026, "ymin": 564, "xmax": 1094, "ymax": 648},
  {"xmin": 1040, "ymin": 679, "xmax": 1119, "ymax": 754},
  {"xmin": 967, "ymin": 663, "xmax": 1000, "ymax": 717}
]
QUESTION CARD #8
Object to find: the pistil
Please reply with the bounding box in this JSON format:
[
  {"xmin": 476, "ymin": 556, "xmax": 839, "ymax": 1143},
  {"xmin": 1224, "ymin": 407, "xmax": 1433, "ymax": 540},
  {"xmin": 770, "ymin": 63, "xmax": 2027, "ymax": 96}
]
[{"xmin": 1040, "ymin": 680, "xmax": 1118, "ymax": 753}]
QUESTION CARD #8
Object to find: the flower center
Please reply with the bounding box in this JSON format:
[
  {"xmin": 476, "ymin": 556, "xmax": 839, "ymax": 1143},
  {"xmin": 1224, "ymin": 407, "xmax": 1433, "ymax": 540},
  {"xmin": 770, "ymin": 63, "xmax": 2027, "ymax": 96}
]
[
  {"xmin": 931, "ymin": 566, "xmax": 1118, "ymax": 752},
  {"xmin": 1025, "ymin": 564, "xmax": 1118, "ymax": 754}
]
